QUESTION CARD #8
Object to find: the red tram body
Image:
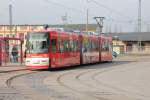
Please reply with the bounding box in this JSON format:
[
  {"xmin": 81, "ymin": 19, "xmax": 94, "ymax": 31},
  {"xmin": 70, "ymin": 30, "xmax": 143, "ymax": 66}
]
[{"xmin": 25, "ymin": 30, "xmax": 112, "ymax": 70}]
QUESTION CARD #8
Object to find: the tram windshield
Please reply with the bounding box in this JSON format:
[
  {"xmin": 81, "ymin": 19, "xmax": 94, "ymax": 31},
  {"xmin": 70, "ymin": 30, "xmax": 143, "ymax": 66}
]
[{"xmin": 26, "ymin": 32, "xmax": 49, "ymax": 54}]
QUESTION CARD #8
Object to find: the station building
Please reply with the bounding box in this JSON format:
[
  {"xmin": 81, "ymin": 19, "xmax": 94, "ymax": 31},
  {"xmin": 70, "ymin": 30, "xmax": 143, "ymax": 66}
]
[
  {"xmin": 111, "ymin": 32, "xmax": 150, "ymax": 55},
  {"xmin": 0, "ymin": 25, "xmax": 44, "ymax": 65}
]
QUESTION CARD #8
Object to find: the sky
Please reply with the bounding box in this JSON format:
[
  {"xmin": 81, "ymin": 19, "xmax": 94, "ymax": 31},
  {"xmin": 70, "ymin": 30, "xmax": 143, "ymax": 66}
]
[{"xmin": 0, "ymin": 0, "xmax": 150, "ymax": 32}]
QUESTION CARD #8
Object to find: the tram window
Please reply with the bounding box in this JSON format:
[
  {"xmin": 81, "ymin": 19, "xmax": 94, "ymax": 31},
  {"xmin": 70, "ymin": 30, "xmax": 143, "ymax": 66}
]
[
  {"xmin": 70, "ymin": 40, "xmax": 73, "ymax": 52},
  {"xmin": 41, "ymin": 41, "xmax": 47, "ymax": 49},
  {"xmin": 109, "ymin": 42, "xmax": 112, "ymax": 52},
  {"xmin": 64, "ymin": 40, "xmax": 69, "ymax": 52},
  {"xmin": 102, "ymin": 40, "xmax": 109, "ymax": 51},
  {"xmin": 51, "ymin": 39, "xmax": 57, "ymax": 53},
  {"xmin": 102, "ymin": 41, "xmax": 107, "ymax": 51},
  {"xmin": 59, "ymin": 40, "xmax": 64, "ymax": 53},
  {"xmin": 106, "ymin": 41, "xmax": 109, "ymax": 51},
  {"xmin": 93, "ymin": 41, "xmax": 99, "ymax": 51},
  {"xmin": 96, "ymin": 42, "xmax": 99, "ymax": 51},
  {"xmin": 91, "ymin": 41, "xmax": 98, "ymax": 51},
  {"xmin": 73, "ymin": 40, "xmax": 79, "ymax": 52},
  {"xmin": 89, "ymin": 40, "xmax": 92, "ymax": 52},
  {"xmin": 85, "ymin": 40, "xmax": 91, "ymax": 52}
]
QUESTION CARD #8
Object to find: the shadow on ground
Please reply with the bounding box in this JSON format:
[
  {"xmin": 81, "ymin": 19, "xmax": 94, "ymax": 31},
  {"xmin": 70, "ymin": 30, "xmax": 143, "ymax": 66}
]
[{"xmin": 44, "ymin": 60, "xmax": 135, "ymax": 72}]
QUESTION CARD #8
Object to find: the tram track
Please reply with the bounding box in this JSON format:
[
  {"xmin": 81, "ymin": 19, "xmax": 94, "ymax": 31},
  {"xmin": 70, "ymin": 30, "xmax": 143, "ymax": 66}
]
[
  {"xmin": 0, "ymin": 70, "xmax": 39, "ymax": 100},
  {"xmin": 41, "ymin": 61, "xmax": 136, "ymax": 100},
  {"xmin": 6, "ymin": 71, "xmax": 39, "ymax": 88},
  {"xmin": 73, "ymin": 61, "xmax": 147, "ymax": 100},
  {"xmin": 56, "ymin": 70, "xmax": 107, "ymax": 100},
  {"xmin": 91, "ymin": 62, "xmax": 150, "ymax": 100},
  {"xmin": 1, "ymin": 59, "xmax": 149, "ymax": 100}
]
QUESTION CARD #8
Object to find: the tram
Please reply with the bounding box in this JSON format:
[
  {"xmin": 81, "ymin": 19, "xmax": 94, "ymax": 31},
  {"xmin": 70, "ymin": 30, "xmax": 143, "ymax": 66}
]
[{"xmin": 25, "ymin": 30, "xmax": 112, "ymax": 70}]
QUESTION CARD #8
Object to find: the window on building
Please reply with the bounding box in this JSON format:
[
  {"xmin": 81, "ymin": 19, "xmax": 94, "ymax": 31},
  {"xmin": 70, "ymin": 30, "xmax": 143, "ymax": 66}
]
[
  {"xmin": 141, "ymin": 42, "xmax": 145, "ymax": 51},
  {"xmin": 0, "ymin": 34, "xmax": 3, "ymax": 37},
  {"xmin": 126, "ymin": 43, "xmax": 132, "ymax": 52},
  {"xmin": 20, "ymin": 26, "xmax": 27, "ymax": 30},
  {"xmin": 31, "ymin": 26, "xmax": 38, "ymax": 30},
  {"xmin": 6, "ymin": 26, "xmax": 14, "ymax": 30},
  {"xmin": 0, "ymin": 26, "xmax": 3, "ymax": 30}
]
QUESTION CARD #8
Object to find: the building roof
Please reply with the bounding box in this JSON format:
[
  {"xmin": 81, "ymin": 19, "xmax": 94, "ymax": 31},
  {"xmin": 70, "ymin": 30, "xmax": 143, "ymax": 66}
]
[{"xmin": 111, "ymin": 32, "xmax": 150, "ymax": 41}]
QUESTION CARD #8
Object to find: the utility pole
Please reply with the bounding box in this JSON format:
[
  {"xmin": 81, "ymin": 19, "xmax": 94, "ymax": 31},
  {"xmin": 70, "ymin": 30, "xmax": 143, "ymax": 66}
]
[
  {"xmin": 9, "ymin": 4, "xmax": 13, "ymax": 37},
  {"xmin": 94, "ymin": 17, "xmax": 105, "ymax": 35},
  {"xmin": 61, "ymin": 13, "xmax": 68, "ymax": 29},
  {"xmin": 109, "ymin": 24, "xmax": 112, "ymax": 33},
  {"xmin": 114, "ymin": 24, "xmax": 118, "ymax": 33},
  {"xmin": 147, "ymin": 24, "xmax": 150, "ymax": 32},
  {"xmin": 138, "ymin": 0, "xmax": 142, "ymax": 32},
  {"xmin": 138, "ymin": 0, "xmax": 142, "ymax": 51},
  {"xmin": 86, "ymin": 8, "xmax": 89, "ymax": 32}
]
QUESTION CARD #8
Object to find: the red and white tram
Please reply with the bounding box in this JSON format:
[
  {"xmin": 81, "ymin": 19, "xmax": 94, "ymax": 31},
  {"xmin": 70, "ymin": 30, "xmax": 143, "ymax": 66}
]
[{"xmin": 25, "ymin": 30, "xmax": 112, "ymax": 70}]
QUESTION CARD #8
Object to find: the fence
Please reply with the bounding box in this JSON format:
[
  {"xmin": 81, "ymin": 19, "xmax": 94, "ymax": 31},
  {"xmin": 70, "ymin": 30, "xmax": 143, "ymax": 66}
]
[{"xmin": 113, "ymin": 45, "xmax": 150, "ymax": 56}]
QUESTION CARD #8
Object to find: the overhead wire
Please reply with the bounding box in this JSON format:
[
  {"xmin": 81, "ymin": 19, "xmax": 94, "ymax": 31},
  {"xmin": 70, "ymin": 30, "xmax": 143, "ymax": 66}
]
[
  {"xmin": 42, "ymin": 0, "xmax": 139, "ymax": 24},
  {"xmin": 42, "ymin": 0, "xmax": 89, "ymax": 23},
  {"xmin": 88, "ymin": 0, "xmax": 135, "ymax": 21},
  {"xmin": 43, "ymin": 0, "xmax": 85, "ymax": 14}
]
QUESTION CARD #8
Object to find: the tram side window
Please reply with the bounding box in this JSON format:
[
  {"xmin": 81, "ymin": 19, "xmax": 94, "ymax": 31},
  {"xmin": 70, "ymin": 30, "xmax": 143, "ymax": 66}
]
[
  {"xmin": 106, "ymin": 41, "xmax": 109, "ymax": 51},
  {"xmin": 102, "ymin": 40, "xmax": 109, "ymax": 51},
  {"xmin": 69, "ymin": 40, "xmax": 78, "ymax": 52},
  {"xmin": 91, "ymin": 41, "xmax": 98, "ymax": 52},
  {"xmin": 63, "ymin": 40, "xmax": 69, "ymax": 52},
  {"xmin": 73, "ymin": 40, "xmax": 79, "ymax": 52},
  {"xmin": 70, "ymin": 40, "xmax": 73, "ymax": 52},
  {"xmin": 89, "ymin": 40, "xmax": 93, "ymax": 52},
  {"xmin": 102, "ymin": 41, "xmax": 106, "ymax": 51},
  {"xmin": 83, "ymin": 40, "xmax": 91, "ymax": 52},
  {"xmin": 51, "ymin": 39, "xmax": 57, "ymax": 53},
  {"xmin": 109, "ymin": 42, "xmax": 112, "ymax": 52},
  {"xmin": 59, "ymin": 40, "xmax": 64, "ymax": 53}
]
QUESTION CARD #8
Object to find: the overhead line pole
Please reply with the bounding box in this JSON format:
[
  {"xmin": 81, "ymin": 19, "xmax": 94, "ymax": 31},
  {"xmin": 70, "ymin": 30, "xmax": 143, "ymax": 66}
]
[
  {"xmin": 138, "ymin": 0, "xmax": 142, "ymax": 51},
  {"xmin": 86, "ymin": 8, "xmax": 89, "ymax": 32},
  {"xmin": 9, "ymin": 4, "xmax": 12, "ymax": 37},
  {"xmin": 94, "ymin": 17, "xmax": 105, "ymax": 34},
  {"xmin": 94, "ymin": 17, "xmax": 105, "ymax": 62}
]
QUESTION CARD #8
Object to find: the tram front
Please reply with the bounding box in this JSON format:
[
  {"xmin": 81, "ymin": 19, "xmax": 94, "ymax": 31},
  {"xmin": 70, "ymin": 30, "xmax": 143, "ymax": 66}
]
[{"xmin": 25, "ymin": 32, "xmax": 50, "ymax": 70}]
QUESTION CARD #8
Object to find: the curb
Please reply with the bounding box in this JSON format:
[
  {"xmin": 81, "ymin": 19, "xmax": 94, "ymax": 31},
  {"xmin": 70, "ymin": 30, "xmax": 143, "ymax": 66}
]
[{"xmin": 0, "ymin": 68, "xmax": 27, "ymax": 73}]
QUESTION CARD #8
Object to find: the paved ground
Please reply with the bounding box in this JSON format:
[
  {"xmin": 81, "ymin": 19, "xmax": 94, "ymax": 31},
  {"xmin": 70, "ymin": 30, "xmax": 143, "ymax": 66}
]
[
  {"xmin": 0, "ymin": 56, "xmax": 150, "ymax": 100},
  {"xmin": 0, "ymin": 63, "xmax": 26, "ymax": 72}
]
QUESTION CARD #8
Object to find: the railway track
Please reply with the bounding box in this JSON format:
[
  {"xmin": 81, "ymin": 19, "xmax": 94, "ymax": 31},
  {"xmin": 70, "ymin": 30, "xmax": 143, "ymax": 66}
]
[
  {"xmin": 0, "ymin": 70, "xmax": 38, "ymax": 100},
  {"xmin": 47, "ymin": 61, "xmax": 146, "ymax": 100},
  {"xmin": 56, "ymin": 70, "xmax": 107, "ymax": 100}
]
